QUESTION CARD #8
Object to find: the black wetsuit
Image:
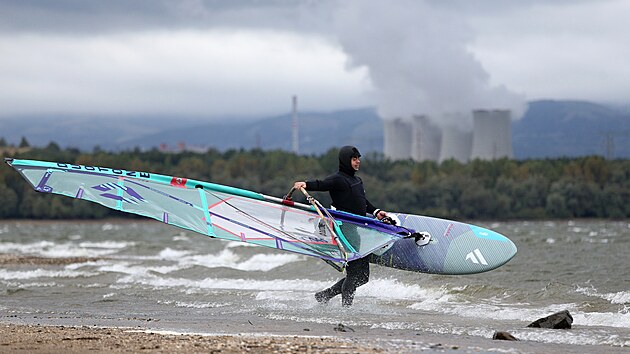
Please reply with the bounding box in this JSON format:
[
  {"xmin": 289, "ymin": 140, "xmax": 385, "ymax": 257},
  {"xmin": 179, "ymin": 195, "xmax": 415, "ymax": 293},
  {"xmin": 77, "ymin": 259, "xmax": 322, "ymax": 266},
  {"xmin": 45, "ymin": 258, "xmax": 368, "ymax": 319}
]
[{"xmin": 305, "ymin": 145, "xmax": 378, "ymax": 306}]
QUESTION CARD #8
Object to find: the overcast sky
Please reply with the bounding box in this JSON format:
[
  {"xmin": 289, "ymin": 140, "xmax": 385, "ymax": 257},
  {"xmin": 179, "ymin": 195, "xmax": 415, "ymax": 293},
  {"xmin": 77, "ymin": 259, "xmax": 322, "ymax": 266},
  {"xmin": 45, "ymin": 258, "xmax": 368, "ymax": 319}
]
[{"xmin": 1, "ymin": 0, "xmax": 629, "ymax": 122}]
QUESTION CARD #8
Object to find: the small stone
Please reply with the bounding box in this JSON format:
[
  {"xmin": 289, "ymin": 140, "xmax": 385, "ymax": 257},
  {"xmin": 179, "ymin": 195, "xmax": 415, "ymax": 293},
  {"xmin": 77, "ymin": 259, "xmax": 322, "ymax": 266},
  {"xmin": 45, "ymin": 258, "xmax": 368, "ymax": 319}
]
[
  {"xmin": 527, "ymin": 310, "xmax": 573, "ymax": 329},
  {"xmin": 492, "ymin": 331, "xmax": 519, "ymax": 341},
  {"xmin": 333, "ymin": 323, "xmax": 354, "ymax": 332}
]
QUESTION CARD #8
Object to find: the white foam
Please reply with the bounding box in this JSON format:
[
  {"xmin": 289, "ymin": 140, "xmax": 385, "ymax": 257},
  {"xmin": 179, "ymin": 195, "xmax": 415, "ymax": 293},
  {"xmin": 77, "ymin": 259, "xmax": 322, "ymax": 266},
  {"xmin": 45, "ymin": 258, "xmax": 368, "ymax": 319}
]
[
  {"xmin": 225, "ymin": 241, "xmax": 258, "ymax": 248},
  {"xmin": 0, "ymin": 241, "xmax": 55, "ymax": 254},
  {"xmin": 157, "ymin": 299, "xmax": 231, "ymax": 308},
  {"xmin": 97, "ymin": 261, "xmax": 186, "ymax": 276},
  {"xmin": 372, "ymin": 313, "xmax": 630, "ymax": 347},
  {"xmin": 510, "ymin": 328, "xmax": 630, "ymax": 347},
  {"xmin": 3, "ymin": 281, "xmax": 57, "ymax": 288},
  {"xmin": 576, "ymin": 284, "xmax": 630, "ymax": 305},
  {"xmin": 606, "ymin": 291, "xmax": 630, "ymax": 304},
  {"xmin": 172, "ymin": 301, "xmax": 231, "ymax": 308},
  {"xmin": 77, "ymin": 283, "xmax": 108, "ymax": 288},
  {"xmin": 582, "ymin": 237, "xmax": 608, "ymax": 244},
  {"xmin": 179, "ymin": 249, "xmax": 240, "ymax": 268},
  {"xmin": 410, "ymin": 298, "xmax": 522, "ymax": 320},
  {"xmin": 101, "ymin": 223, "xmax": 119, "ymax": 231},
  {"xmin": 179, "ymin": 249, "xmax": 301, "ymax": 272},
  {"xmin": 65, "ymin": 259, "xmax": 113, "ymax": 270},
  {"xmin": 0, "ymin": 240, "xmax": 131, "ymax": 258},
  {"xmin": 78, "ymin": 241, "xmax": 131, "ymax": 249},
  {"xmin": 117, "ymin": 274, "xmax": 329, "ymax": 293},
  {"xmin": 573, "ymin": 311, "xmax": 630, "ymax": 329},
  {"xmin": 407, "ymin": 287, "xmax": 630, "ymax": 330},
  {"xmin": 0, "ymin": 268, "xmax": 97, "ymax": 280},
  {"xmin": 232, "ymin": 254, "xmax": 302, "ymax": 272},
  {"xmin": 361, "ymin": 278, "xmax": 451, "ymax": 301},
  {"xmin": 172, "ymin": 234, "xmax": 190, "ymax": 242},
  {"xmin": 97, "ymin": 248, "xmax": 299, "ymax": 273},
  {"xmin": 411, "ymin": 291, "xmax": 630, "ymax": 327},
  {"xmin": 157, "ymin": 247, "xmax": 192, "ymax": 259}
]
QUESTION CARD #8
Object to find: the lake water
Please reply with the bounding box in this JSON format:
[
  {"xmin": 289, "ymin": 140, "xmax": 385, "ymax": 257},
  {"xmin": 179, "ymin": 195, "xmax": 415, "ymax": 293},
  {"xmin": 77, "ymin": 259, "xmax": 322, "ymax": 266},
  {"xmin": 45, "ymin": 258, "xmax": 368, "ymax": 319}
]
[{"xmin": 0, "ymin": 219, "xmax": 628, "ymax": 349}]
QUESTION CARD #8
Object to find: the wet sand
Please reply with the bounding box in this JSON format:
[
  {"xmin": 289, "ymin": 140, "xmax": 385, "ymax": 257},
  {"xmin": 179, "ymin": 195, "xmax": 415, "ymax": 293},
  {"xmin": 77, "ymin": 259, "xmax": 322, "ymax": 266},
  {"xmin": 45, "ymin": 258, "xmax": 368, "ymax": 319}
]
[
  {"xmin": 0, "ymin": 324, "xmax": 389, "ymax": 353},
  {"xmin": 4, "ymin": 321, "xmax": 624, "ymax": 354},
  {"xmin": 0, "ymin": 254, "xmax": 102, "ymax": 265}
]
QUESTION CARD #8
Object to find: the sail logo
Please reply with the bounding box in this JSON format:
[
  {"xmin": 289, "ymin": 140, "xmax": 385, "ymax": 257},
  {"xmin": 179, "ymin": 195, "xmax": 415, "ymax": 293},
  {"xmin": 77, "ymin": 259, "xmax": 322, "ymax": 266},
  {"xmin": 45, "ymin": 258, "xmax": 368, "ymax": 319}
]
[
  {"xmin": 57, "ymin": 163, "xmax": 150, "ymax": 178},
  {"xmin": 466, "ymin": 249, "xmax": 488, "ymax": 265},
  {"xmin": 92, "ymin": 183, "xmax": 146, "ymax": 204},
  {"xmin": 170, "ymin": 177, "xmax": 188, "ymax": 188}
]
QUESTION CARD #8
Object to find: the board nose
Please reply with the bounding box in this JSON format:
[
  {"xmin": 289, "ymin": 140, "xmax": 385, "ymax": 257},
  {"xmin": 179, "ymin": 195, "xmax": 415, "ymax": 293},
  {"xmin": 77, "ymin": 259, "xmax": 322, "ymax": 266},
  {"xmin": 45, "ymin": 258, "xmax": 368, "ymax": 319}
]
[
  {"xmin": 472, "ymin": 226, "xmax": 518, "ymax": 259},
  {"xmin": 442, "ymin": 225, "xmax": 517, "ymax": 275}
]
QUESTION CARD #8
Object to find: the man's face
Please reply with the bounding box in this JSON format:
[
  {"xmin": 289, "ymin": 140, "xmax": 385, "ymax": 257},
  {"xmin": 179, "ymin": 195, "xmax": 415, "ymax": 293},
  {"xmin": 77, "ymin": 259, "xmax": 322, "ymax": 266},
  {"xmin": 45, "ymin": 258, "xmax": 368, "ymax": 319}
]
[{"xmin": 351, "ymin": 156, "xmax": 360, "ymax": 171}]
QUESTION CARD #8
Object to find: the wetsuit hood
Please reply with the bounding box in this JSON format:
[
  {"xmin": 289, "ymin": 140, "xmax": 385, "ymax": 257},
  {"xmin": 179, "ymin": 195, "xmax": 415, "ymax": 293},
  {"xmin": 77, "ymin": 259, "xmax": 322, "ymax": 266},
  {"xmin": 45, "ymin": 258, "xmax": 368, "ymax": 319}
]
[{"xmin": 338, "ymin": 145, "xmax": 361, "ymax": 176}]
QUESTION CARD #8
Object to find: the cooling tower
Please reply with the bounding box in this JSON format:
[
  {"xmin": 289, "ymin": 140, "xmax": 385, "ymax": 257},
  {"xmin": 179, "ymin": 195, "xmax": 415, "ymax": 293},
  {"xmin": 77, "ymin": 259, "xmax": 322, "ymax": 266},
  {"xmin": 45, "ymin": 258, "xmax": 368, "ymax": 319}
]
[
  {"xmin": 439, "ymin": 125, "xmax": 473, "ymax": 163},
  {"xmin": 411, "ymin": 115, "xmax": 441, "ymax": 162},
  {"xmin": 383, "ymin": 118, "xmax": 412, "ymax": 160},
  {"xmin": 470, "ymin": 110, "xmax": 513, "ymax": 160}
]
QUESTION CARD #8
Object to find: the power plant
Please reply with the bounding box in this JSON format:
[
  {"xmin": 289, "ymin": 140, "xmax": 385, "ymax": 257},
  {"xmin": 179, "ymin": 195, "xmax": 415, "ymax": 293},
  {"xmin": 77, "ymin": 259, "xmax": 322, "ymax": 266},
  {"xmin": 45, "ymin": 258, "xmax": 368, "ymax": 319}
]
[
  {"xmin": 383, "ymin": 109, "xmax": 512, "ymax": 162},
  {"xmin": 383, "ymin": 118, "xmax": 413, "ymax": 160},
  {"xmin": 470, "ymin": 110, "xmax": 513, "ymax": 160},
  {"xmin": 439, "ymin": 125, "xmax": 473, "ymax": 163},
  {"xmin": 411, "ymin": 115, "xmax": 442, "ymax": 162}
]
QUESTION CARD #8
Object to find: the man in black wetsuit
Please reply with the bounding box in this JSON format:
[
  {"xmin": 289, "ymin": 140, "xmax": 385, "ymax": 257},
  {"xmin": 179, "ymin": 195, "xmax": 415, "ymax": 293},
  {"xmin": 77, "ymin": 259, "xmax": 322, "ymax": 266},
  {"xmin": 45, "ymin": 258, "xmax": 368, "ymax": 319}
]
[{"xmin": 293, "ymin": 145, "xmax": 388, "ymax": 307}]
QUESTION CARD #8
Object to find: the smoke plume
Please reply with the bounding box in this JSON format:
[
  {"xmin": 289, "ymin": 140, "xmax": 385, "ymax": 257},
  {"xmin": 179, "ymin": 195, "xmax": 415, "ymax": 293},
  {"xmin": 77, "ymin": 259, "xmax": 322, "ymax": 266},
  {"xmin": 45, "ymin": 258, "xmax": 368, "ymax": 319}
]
[{"xmin": 328, "ymin": 0, "xmax": 526, "ymax": 128}]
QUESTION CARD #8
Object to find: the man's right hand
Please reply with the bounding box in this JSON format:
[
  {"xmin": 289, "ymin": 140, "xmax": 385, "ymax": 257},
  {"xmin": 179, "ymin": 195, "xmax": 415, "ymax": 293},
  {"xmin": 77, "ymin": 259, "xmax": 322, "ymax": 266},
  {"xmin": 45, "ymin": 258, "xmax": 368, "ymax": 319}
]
[{"xmin": 293, "ymin": 181, "xmax": 306, "ymax": 190}]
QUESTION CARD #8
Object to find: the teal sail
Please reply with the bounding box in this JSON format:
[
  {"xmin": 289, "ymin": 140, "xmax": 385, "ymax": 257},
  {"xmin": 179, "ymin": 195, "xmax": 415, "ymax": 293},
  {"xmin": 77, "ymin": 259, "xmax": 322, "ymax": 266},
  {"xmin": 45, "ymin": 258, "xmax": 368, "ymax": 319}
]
[{"xmin": 5, "ymin": 158, "xmax": 406, "ymax": 266}]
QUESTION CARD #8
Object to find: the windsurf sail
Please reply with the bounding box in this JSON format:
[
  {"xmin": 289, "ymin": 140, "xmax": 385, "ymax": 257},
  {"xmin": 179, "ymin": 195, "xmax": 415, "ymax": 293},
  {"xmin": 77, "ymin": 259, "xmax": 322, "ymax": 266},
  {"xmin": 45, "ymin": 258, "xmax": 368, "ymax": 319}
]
[{"xmin": 5, "ymin": 158, "xmax": 411, "ymax": 268}]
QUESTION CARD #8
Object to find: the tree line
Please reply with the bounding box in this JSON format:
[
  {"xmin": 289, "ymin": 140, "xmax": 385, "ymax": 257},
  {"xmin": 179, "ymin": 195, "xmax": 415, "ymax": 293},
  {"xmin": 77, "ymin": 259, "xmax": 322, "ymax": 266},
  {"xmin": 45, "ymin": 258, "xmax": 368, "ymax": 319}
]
[{"xmin": 1, "ymin": 141, "xmax": 628, "ymax": 220}]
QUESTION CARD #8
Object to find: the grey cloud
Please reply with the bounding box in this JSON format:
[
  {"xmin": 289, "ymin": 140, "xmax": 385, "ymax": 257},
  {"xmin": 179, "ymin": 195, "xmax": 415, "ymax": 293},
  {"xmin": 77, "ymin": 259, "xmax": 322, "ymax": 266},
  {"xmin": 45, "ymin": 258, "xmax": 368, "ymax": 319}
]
[
  {"xmin": 0, "ymin": 0, "xmax": 329, "ymax": 34},
  {"xmin": 0, "ymin": 0, "xmax": 623, "ymax": 122}
]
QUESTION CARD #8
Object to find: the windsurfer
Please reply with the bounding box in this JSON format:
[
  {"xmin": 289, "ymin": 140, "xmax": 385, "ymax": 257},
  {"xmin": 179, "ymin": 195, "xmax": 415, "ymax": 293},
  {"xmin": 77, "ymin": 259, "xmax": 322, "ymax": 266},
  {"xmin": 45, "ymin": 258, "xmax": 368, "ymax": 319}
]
[{"xmin": 293, "ymin": 145, "xmax": 388, "ymax": 307}]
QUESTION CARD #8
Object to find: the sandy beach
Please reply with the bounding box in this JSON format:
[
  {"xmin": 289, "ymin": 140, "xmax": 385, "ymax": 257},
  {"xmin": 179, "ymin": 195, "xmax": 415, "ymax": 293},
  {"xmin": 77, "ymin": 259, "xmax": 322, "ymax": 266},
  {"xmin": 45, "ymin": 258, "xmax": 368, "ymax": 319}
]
[
  {"xmin": 0, "ymin": 324, "xmax": 390, "ymax": 353},
  {"xmin": 3, "ymin": 320, "xmax": 624, "ymax": 354}
]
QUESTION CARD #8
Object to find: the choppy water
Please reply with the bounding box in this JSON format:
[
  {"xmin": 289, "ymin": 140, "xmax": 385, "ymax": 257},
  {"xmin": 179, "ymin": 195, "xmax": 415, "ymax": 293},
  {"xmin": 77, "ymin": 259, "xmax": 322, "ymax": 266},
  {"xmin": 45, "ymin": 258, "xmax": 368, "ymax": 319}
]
[{"xmin": 0, "ymin": 219, "xmax": 628, "ymax": 348}]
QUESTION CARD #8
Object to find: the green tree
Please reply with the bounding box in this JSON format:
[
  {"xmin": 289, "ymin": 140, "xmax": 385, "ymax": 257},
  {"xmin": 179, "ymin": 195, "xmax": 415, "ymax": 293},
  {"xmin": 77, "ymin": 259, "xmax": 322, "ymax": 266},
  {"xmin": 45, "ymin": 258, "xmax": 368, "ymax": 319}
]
[
  {"xmin": 18, "ymin": 137, "xmax": 30, "ymax": 148},
  {"xmin": 45, "ymin": 141, "xmax": 61, "ymax": 152},
  {"xmin": 2, "ymin": 142, "xmax": 629, "ymax": 220},
  {"xmin": 0, "ymin": 185, "xmax": 18, "ymax": 217}
]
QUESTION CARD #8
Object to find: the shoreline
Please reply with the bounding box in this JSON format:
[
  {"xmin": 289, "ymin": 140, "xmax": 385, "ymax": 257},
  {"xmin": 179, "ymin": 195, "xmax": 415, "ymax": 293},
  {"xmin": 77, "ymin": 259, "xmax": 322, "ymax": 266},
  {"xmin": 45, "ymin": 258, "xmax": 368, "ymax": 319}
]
[
  {"xmin": 2, "ymin": 319, "xmax": 624, "ymax": 354},
  {"xmin": 0, "ymin": 323, "xmax": 392, "ymax": 353}
]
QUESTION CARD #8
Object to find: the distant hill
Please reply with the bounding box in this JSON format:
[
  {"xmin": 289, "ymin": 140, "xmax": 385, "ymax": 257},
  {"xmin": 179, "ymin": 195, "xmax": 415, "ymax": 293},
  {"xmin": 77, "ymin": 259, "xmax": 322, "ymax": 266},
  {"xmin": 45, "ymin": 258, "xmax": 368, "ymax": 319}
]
[
  {"xmin": 116, "ymin": 108, "xmax": 384, "ymax": 155},
  {"xmin": 1, "ymin": 100, "xmax": 628, "ymax": 158},
  {"xmin": 513, "ymin": 100, "xmax": 630, "ymax": 159},
  {"xmin": 0, "ymin": 115, "xmax": 204, "ymax": 152}
]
